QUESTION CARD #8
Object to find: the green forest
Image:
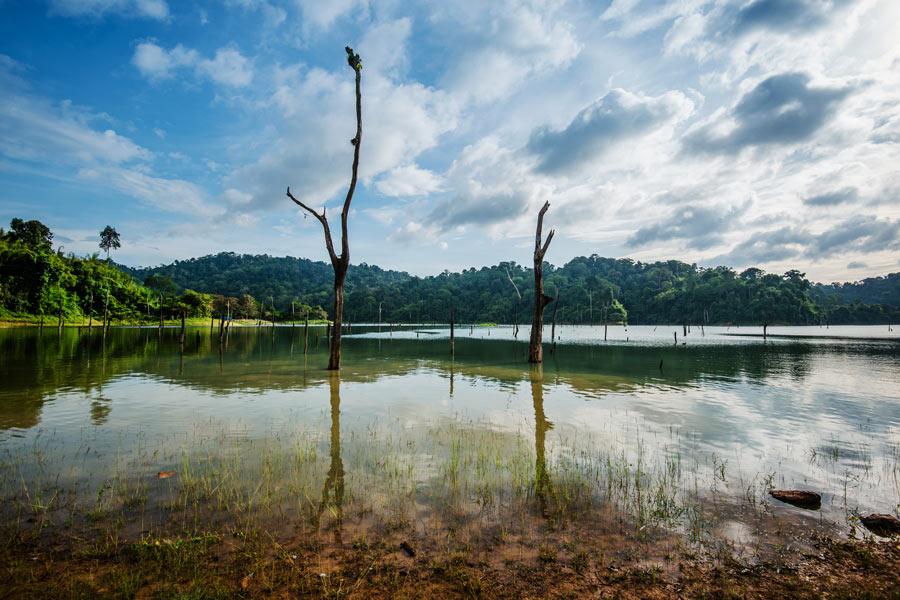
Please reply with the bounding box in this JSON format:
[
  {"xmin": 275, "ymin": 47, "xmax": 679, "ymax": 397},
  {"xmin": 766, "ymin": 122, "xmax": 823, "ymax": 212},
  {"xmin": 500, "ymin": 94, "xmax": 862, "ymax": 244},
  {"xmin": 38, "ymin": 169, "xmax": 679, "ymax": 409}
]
[{"xmin": 2, "ymin": 218, "xmax": 899, "ymax": 326}]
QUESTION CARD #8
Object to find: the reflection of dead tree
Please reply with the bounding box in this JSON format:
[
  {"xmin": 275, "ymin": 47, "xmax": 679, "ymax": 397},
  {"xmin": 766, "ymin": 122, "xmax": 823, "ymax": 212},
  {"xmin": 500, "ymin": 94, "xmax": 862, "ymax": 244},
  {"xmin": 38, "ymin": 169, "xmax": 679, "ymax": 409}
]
[
  {"xmin": 315, "ymin": 372, "xmax": 345, "ymax": 543},
  {"xmin": 528, "ymin": 201, "xmax": 555, "ymax": 363},
  {"xmin": 530, "ymin": 366, "xmax": 557, "ymax": 519},
  {"xmin": 287, "ymin": 47, "xmax": 362, "ymax": 370},
  {"xmin": 506, "ymin": 266, "xmax": 521, "ymax": 338}
]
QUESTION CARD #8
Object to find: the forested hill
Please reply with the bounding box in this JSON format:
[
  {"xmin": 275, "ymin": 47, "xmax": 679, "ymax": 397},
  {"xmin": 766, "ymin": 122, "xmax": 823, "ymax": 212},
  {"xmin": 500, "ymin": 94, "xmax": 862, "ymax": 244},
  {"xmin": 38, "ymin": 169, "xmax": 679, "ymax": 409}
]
[
  {"xmin": 122, "ymin": 252, "xmax": 900, "ymax": 326},
  {"xmin": 811, "ymin": 273, "xmax": 900, "ymax": 308},
  {"xmin": 3, "ymin": 213, "xmax": 898, "ymax": 326}
]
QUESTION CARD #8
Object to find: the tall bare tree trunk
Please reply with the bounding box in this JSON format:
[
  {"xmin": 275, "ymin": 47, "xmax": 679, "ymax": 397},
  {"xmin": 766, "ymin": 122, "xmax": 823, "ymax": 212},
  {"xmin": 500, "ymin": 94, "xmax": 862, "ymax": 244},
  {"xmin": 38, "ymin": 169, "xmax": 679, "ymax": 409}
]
[
  {"xmin": 287, "ymin": 46, "xmax": 362, "ymax": 371},
  {"xmin": 528, "ymin": 202, "xmax": 555, "ymax": 363}
]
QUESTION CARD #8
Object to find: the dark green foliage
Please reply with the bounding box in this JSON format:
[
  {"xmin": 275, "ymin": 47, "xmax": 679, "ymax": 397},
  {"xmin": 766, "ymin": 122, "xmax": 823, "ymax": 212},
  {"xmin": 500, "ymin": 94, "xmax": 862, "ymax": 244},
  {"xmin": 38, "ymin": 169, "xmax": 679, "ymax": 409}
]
[
  {"xmin": 4, "ymin": 218, "xmax": 53, "ymax": 250},
  {"xmin": 122, "ymin": 252, "xmax": 900, "ymax": 326},
  {"xmin": 4, "ymin": 219, "xmax": 899, "ymax": 325},
  {"xmin": 99, "ymin": 225, "xmax": 121, "ymax": 259},
  {"xmin": 810, "ymin": 273, "xmax": 900, "ymax": 323},
  {"xmin": 0, "ymin": 219, "xmax": 213, "ymax": 323}
]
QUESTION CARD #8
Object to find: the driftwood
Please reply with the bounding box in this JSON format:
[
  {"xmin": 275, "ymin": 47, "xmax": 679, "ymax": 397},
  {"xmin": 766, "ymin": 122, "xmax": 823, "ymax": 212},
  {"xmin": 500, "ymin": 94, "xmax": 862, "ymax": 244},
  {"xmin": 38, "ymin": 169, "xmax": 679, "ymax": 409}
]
[
  {"xmin": 769, "ymin": 489, "xmax": 821, "ymax": 510},
  {"xmin": 861, "ymin": 513, "xmax": 900, "ymax": 536}
]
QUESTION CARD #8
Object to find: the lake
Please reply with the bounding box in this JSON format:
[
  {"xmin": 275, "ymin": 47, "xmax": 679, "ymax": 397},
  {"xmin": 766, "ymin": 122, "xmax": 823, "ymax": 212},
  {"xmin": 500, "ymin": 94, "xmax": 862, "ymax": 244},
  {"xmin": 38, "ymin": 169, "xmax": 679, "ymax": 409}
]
[{"xmin": 2, "ymin": 323, "xmax": 899, "ymax": 559}]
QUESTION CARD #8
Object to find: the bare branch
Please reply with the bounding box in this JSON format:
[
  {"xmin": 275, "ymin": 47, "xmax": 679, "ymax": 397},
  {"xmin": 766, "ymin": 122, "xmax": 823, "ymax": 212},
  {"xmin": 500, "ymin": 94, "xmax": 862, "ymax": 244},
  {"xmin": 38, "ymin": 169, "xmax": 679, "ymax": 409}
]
[
  {"xmin": 286, "ymin": 186, "xmax": 338, "ymax": 264},
  {"xmin": 541, "ymin": 229, "xmax": 555, "ymax": 258},
  {"xmin": 506, "ymin": 266, "xmax": 522, "ymax": 300}
]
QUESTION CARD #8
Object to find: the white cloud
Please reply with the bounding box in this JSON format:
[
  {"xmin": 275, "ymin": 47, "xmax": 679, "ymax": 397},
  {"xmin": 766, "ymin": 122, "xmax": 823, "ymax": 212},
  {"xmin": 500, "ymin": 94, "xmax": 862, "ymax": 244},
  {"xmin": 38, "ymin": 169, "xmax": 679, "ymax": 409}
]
[
  {"xmin": 49, "ymin": 0, "xmax": 169, "ymax": 19},
  {"xmin": 436, "ymin": 2, "xmax": 582, "ymax": 104},
  {"xmin": 0, "ymin": 77, "xmax": 148, "ymax": 165},
  {"xmin": 199, "ymin": 48, "xmax": 254, "ymax": 87},
  {"xmin": 294, "ymin": 0, "xmax": 367, "ymax": 31},
  {"xmin": 132, "ymin": 42, "xmax": 198, "ymax": 80},
  {"xmin": 132, "ymin": 42, "xmax": 253, "ymax": 87},
  {"xmin": 376, "ymin": 164, "xmax": 443, "ymax": 197},
  {"xmin": 227, "ymin": 58, "xmax": 458, "ymax": 216},
  {"xmin": 78, "ymin": 166, "xmax": 224, "ymax": 218}
]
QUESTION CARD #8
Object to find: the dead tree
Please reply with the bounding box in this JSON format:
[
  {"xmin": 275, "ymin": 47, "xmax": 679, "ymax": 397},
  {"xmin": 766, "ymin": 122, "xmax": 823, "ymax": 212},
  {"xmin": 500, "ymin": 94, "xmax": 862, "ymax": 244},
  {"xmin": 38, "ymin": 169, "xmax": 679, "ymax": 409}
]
[
  {"xmin": 528, "ymin": 201, "xmax": 555, "ymax": 363},
  {"xmin": 506, "ymin": 266, "xmax": 522, "ymax": 338},
  {"xmin": 287, "ymin": 46, "xmax": 362, "ymax": 370}
]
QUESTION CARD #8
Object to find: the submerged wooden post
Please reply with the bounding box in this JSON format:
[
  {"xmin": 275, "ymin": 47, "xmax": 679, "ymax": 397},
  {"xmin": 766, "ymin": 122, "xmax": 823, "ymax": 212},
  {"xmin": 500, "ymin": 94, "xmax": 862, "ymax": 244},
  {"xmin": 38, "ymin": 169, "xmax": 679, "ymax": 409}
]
[
  {"xmin": 450, "ymin": 308, "xmax": 455, "ymax": 356},
  {"xmin": 550, "ymin": 290, "xmax": 559, "ymax": 351},
  {"xmin": 270, "ymin": 296, "xmax": 276, "ymax": 329},
  {"xmin": 102, "ymin": 286, "xmax": 110, "ymax": 336},
  {"xmin": 179, "ymin": 310, "xmax": 185, "ymax": 346},
  {"xmin": 304, "ymin": 310, "xmax": 309, "ymax": 355}
]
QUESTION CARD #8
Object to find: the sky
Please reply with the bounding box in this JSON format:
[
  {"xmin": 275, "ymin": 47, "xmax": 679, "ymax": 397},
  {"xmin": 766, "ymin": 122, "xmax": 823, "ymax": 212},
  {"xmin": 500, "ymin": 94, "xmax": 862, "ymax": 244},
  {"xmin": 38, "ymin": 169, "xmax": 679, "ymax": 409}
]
[{"xmin": 1, "ymin": 0, "xmax": 899, "ymax": 283}]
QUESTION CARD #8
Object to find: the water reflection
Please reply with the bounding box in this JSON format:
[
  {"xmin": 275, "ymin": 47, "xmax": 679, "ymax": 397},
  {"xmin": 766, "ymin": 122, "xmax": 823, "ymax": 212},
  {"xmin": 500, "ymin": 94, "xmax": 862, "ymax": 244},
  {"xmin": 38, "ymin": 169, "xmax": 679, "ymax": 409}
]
[
  {"xmin": 531, "ymin": 365, "xmax": 555, "ymax": 519},
  {"xmin": 315, "ymin": 371, "xmax": 345, "ymax": 543},
  {"xmin": 1, "ymin": 325, "xmax": 899, "ymax": 524}
]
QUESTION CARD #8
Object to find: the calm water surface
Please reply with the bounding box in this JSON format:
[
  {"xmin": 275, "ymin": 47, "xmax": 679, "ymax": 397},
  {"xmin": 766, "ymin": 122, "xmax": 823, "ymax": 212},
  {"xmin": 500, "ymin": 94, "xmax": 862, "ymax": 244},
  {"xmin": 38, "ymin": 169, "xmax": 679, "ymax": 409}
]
[{"xmin": 2, "ymin": 323, "xmax": 899, "ymax": 536}]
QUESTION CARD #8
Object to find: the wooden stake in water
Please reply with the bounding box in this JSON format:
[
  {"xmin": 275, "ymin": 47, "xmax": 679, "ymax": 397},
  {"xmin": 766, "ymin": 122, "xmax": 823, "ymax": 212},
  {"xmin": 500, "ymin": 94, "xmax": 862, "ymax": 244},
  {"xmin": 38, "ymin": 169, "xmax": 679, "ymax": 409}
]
[{"xmin": 450, "ymin": 308, "xmax": 455, "ymax": 356}]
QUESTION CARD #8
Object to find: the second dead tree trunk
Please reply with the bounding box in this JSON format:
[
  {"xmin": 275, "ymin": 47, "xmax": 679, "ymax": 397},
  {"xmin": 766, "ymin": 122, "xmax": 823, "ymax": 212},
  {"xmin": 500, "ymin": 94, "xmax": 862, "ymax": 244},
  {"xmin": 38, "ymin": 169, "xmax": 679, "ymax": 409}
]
[
  {"xmin": 528, "ymin": 201, "xmax": 555, "ymax": 364},
  {"xmin": 287, "ymin": 46, "xmax": 362, "ymax": 370}
]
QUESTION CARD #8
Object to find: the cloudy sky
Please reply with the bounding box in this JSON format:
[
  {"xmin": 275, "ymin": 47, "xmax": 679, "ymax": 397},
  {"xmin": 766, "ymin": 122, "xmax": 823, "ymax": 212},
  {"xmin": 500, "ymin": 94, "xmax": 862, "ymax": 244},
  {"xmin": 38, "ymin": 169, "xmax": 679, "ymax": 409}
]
[{"xmin": 1, "ymin": 0, "xmax": 898, "ymax": 282}]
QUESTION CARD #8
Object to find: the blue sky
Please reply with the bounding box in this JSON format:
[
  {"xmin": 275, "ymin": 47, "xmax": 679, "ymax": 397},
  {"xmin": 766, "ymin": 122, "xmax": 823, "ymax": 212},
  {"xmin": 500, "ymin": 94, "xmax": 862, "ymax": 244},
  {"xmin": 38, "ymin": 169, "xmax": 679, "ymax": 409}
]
[{"xmin": 1, "ymin": 0, "xmax": 898, "ymax": 282}]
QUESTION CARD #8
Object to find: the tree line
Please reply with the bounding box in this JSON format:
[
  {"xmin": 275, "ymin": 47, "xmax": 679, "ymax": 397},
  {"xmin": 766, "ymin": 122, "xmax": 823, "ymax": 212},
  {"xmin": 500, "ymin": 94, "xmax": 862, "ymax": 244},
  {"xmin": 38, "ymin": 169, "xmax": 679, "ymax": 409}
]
[
  {"xmin": 123, "ymin": 252, "xmax": 900, "ymax": 327},
  {"xmin": 3, "ymin": 218, "xmax": 898, "ymax": 327},
  {"xmin": 0, "ymin": 219, "xmax": 324, "ymax": 324}
]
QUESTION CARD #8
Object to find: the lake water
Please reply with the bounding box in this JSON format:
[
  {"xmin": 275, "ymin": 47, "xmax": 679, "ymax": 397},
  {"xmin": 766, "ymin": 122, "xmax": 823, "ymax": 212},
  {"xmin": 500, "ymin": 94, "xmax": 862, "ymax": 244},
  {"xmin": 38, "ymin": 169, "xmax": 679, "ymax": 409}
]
[{"xmin": 1, "ymin": 323, "xmax": 899, "ymax": 552}]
